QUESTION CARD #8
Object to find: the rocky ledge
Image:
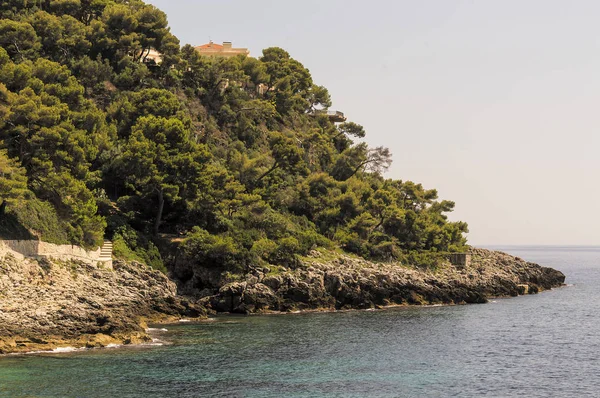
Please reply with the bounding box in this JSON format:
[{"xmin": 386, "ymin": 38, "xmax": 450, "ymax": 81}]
[
  {"xmin": 0, "ymin": 255, "xmax": 201, "ymax": 354},
  {"xmin": 0, "ymin": 247, "xmax": 565, "ymax": 354},
  {"xmin": 205, "ymin": 248, "xmax": 566, "ymax": 314}
]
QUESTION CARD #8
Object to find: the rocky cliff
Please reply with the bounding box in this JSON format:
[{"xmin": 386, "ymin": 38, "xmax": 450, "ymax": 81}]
[
  {"xmin": 0, "ymin": 253, "xmax": 200, "ymax": 354},
  {"xmin": 204, "ymin": 248, "xmax": 565, "ymax": 313}
]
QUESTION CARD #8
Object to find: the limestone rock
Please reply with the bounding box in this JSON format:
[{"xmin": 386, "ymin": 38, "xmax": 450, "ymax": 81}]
[
  {"xmin": 0, "ymin": 255, "xmax": 201, "ymax": 354},
  {"xmin": 202, "ymin": 248, "xmax": 565, "ymax": 314}
]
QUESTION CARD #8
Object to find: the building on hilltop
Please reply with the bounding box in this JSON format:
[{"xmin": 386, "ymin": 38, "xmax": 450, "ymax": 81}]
[
  {"xmin": 145, "ymin": 49, "xmax": 163, "ymax": 64},
  {"xmin": 195, "ymin": 41, "xmax": 250, "ymax": 58}
]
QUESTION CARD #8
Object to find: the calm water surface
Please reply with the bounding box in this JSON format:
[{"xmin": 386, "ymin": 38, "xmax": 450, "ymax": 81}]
[{"xmin": 0, "ymin": 246, "xmax": 597, "ymax": 397}]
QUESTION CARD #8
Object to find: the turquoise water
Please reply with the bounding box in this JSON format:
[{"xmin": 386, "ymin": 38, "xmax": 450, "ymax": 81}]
[{"xmin": 0, "ymin": 246, "xmax": 596, "ymax": 397}]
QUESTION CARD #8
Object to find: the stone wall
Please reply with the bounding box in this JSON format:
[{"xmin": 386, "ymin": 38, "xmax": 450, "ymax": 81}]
[
  {"xmin": 449, "ymin": 253, "xmax": 471, "ymax": 268},
  {"xmin": 0, "ymin": 240, "xmax": 112, "ymax": 269}
]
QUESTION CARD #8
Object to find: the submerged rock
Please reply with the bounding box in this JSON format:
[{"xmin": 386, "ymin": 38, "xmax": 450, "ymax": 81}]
[{"xmin": 204, "ymin": 248, "xmax": 565, "ymax": 314}]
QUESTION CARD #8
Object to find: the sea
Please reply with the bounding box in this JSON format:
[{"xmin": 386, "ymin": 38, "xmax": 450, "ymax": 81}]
[{"xmin": 0, "ymin": 246, "xmax": 598, "ymax": 397}]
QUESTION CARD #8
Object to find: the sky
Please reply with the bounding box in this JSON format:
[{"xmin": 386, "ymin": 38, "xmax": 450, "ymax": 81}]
[{"xmin": 147, "ymin": 0, "xmax": 600, "ymax": 246}]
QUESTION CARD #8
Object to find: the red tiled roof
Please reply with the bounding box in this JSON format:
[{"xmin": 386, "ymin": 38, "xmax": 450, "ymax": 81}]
[{"xmin": 196, "ymin": 42, "xmax": 223, "ymax": 49}]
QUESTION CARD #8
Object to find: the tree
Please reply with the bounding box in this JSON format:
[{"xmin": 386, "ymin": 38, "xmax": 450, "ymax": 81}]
[
  {"xmin": 260, "ymin": 47, "xmax": 314, "ymax": 115},
  {"xmin": 0, "ymin": 149, "xmax": 29, "ymax": 216},
  {"xmin": 36, "ymin": 171, "xmax": 106, "ymax": 248},
  {"xmin": 29, "ymin": 11, "xmax": 91, "ymax": 63},
  {"xmin": 119, "ymin": 115, "xmax": 210, "ymax": 235},
  {"xmin": 0, "ymin": 20, "xmax": 41, "ymax": 61},
  {"xmin": 333, "ymin": 121, "xmax": 366, "ymax": 152},
  {"xmin": 0, "ymin": 83, "xmax": 10, "ymax": 129},
  {"xmin": 335, "ymin": 122, "xmax": 365, "ymax": 139},
  {"xmin": 331, "ymin": 143, "xmax": 392, "ymax": 181},
  {"xmin": 308, "ymin": 85, "xmax": 331, "ymax": 110},
  {"xmin": 255, "ymin": 132, "xmax": 304, "ymax": 183},
  {"xmin": 0, "ymin": 0, "xmax": 470, "ymax": 267}
]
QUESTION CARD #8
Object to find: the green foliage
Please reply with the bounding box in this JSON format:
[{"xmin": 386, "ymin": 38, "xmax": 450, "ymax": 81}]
[
  {"xmin": 0, "ymin": 0, "xmax": 468, "ymax": 273},
  {"xmin": 0, "ymin": 148, "xmax": 29, "ymax": 205},
  {"xmin": 181, "ymin": 227, "xmax": 246, "ymax": 273},
  {"xmin": 112, "ymin": 225, "xmax": 166, "ymax": 273},
  {"xmin": 0, "ymin": 198, "xmax": 70, "ymax": 244},
  {"xmin": 0, "ymin": 19, "xmax": 41, "ymax": 60}
]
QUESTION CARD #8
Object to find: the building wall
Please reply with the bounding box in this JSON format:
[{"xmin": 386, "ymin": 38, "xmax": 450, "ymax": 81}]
[{"xmin": 195, "ymin": 41, "xmax": 250, "ymax": 58}]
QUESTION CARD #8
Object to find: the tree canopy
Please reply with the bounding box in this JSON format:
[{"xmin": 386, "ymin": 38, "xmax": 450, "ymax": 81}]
[{"xmin": 0, "ymin": 0, "xmax": 468, "ymax": 267}]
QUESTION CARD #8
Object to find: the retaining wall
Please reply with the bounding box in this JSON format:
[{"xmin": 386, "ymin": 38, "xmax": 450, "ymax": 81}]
[{"xmin": 0, "ymin": 240, "xmax": 112, "ymax": 269}]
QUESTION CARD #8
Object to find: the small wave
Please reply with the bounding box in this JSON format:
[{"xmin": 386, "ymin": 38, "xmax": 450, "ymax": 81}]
[
  {"xmin": 52, "ymin": 346, "xmax": 84, "ymax": 353},
  {"xmin": 105, "ymin": 344, "xmax": 121, "ymax": 349},
  {"xmin": 146, "ymin": 328, "xmax": 168, "ymax": 332},
  {"xmin": 138, "ymin": 338, "xmax": 164, "ymax": 346},
  {"xmin": 23, "ymin": 346, "xmax": 86, "ymax": 355},
  {"xmin": 179, "ymin": 319, "xmax": 191, "ymax": 323}
]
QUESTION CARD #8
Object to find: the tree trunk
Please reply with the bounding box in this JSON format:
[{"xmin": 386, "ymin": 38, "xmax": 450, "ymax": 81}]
[
  {"xmin": 347, "ymin": 160, "xmax": 370, "ymax": 180},
  {"xmin": 154, "ymin": 189, "xmax": 164, "ymax": 236},
  {"xmin": 0, "ymin": 200, "xmax": 6, "ymax": 218},
  {"xmin": 256, "ymin": 161, "xmax": 279, "ymax": 183}
]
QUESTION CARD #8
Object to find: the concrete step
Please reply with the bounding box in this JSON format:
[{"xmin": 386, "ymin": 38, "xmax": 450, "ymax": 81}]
[{"xmin": 99, "ymin": 241, "xmax": 113, "ymax": 260}]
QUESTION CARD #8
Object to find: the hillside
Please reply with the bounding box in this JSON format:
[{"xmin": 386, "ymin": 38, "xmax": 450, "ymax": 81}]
[
  {"xmin": 0, "ymin": 2, "xmax": 567, "ymax": 356},
  {"xmin": 0, "ymin": 0, "xmax": 468, "ymax": 277}
]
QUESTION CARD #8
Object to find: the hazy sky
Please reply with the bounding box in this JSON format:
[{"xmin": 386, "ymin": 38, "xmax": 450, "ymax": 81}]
[{"xmin": 147, "ymin": 0, "xmax": 600, "ymax": 245}]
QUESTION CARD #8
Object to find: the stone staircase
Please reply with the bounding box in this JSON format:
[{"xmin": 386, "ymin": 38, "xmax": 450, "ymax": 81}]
[{"xmin": 98, "ymin": 241, "xmax": 113, "ymax": 268}]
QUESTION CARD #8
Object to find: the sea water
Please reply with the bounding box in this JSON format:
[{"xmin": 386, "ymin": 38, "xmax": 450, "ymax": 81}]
[{"xmin": 0, "ymin": 246, "xmax": 597, "ymax": 397}]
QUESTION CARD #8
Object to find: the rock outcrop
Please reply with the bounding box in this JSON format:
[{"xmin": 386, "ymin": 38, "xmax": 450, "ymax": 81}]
[
  {"xmin": 0, "ymin": 254, "xmax": 201, "ymax": 354},
  {"xmin": 0, "ymin": 246, "xmax": 566, "ymax": 354},
  {"xmin": 204, "ymin": 248, "xmax": 565, "ymax": 314}
]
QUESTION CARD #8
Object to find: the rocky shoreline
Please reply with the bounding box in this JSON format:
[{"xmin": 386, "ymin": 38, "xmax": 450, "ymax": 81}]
[
  {"xmin": 0, "ymin": 255, "xmax": 200, "ymax": 354},
  {"xmin": 203, "ymin": 248, "xmax": 565, "ymax": 314},
  {"xmin": 0, "ymin": 248, "xmax": 565, "ymax": 355}
]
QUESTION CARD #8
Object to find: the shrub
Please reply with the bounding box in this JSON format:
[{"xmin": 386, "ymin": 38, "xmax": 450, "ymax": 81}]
[
  {"xmin": 0, "ymin": 199, "xmax": 69, "ymax": 244},
  {"xmin": 112, "ymin": 226, "xmax": 167, "ymax": 273}
]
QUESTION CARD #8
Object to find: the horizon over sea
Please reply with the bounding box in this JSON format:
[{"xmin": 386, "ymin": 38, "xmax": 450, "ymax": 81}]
[{"xmin": 1, "ymin": 245, "xmax": 599, "ymax": 397}]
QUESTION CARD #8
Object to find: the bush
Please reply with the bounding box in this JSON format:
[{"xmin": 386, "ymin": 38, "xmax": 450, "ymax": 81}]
[
  {"xmin": 112, "ymin": 226, "xmax": 167, "ymax": 273},
  {"xmin": 182, "ymin": 227, "xmax": 246, "ymax": 273},
  {"xmin": 0, "ymin": 199, "xmax": 69, "ymax": 244},
  {"xmin": 270, "ymin": 236, "xmax": 300, "ymax": 267},
  {"xmin": 400, "ymin": 251, "xmax": 447, "ymax": 270},
  {"xmin": 250, "ymin": 238, "xmax": 277, "ymax": 262},
  {"xmin": 334, "ymin": 229, "xmax": 367, "ymax": 257}
]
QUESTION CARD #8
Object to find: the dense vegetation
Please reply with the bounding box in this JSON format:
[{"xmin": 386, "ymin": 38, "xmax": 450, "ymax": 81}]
[{"xmin": 0, "ymin": 0, "xmax": 468, "ymax": 274}]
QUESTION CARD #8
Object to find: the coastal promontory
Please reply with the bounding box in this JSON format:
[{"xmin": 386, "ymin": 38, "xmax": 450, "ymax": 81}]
[{"xmin": 0, "ymin": 0, "xmax": 565, "ymax": 354}]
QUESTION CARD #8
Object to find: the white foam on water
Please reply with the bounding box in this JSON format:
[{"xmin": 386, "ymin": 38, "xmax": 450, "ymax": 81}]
[
  {"xmin": 21, "ymin": 346, "xmax": 87, "ymax": 355},
  {"xmin": 105, "ymin": 343, "xmax": 121, "ymax": 349},
  {"xmin": 146, "ymin": 328, "xmax": 168, "ymax": 332},
  {"xmin": 179, "ymin": 319, "xmax": 191, "ymax": 323},
  {"xmin": 138, "ymin": 338, "xmax": 164, "ymax": 346},
  {"xmin": 53, "ymin": 347, "xmax": 80, "ymax": 353}
]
